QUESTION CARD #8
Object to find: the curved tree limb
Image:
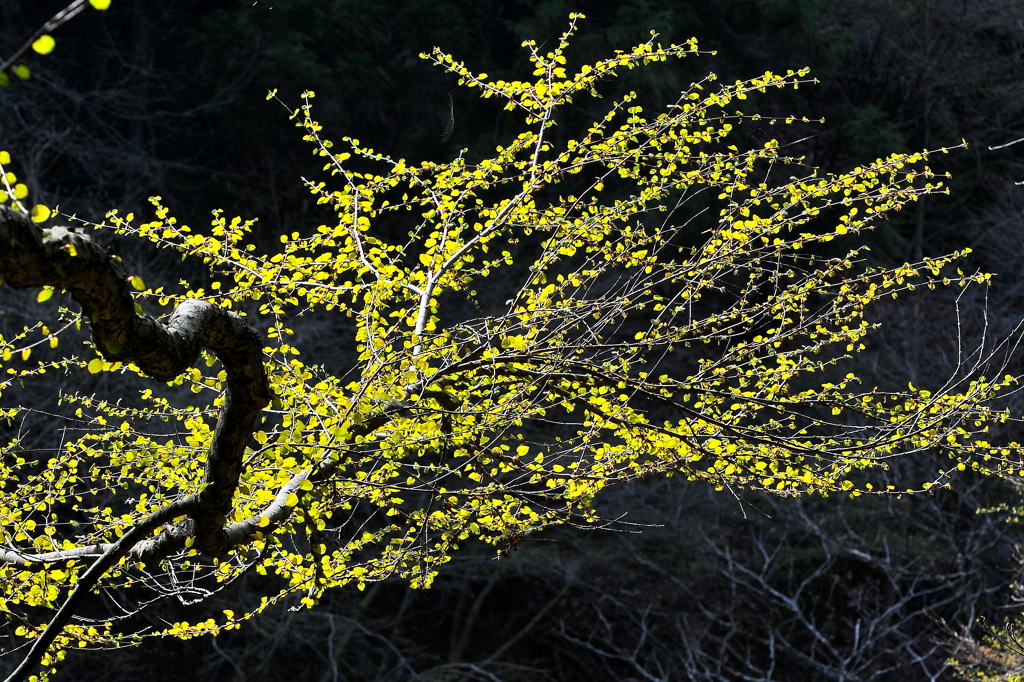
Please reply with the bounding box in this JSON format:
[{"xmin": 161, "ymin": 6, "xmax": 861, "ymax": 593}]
[{"xmin": 0, "ymin": 205, "xmax": 271, "ymax": 681}]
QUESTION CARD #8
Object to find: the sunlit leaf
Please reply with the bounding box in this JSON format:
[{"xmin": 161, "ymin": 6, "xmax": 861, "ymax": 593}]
[
  {"xmin": 31, "ymin": 205, "xmax": 51, "ymax": 223},
  {"xmin": 31, "ymin": 35, "xmax": 55, "ymax": 55}
]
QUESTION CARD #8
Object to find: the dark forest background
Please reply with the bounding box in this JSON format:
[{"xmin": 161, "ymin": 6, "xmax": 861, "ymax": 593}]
[{"xmin": 2, "ymin": 1, "xmax": 1024, "ymax": 680}]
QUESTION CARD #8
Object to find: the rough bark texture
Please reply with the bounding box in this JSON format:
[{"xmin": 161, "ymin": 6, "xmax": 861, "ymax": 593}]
[
  {"xmin": 0, "ymin": 205, "xmax": 271, "ymax": 682},
  {"xmin": 0, "ymin": 205, "xmax": 270, "ymax": 548}
]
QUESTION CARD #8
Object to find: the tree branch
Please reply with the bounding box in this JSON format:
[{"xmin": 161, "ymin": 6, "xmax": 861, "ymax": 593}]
[
  {"xmin": 0, "ymin": 0, "xmax": 92, "ymax": 76},
  {"xmin": 0, "ymin": 205, "xmax": 271, "ymax": 680},
  {"xmin": 2, "ymin": 499, "xmax": 193, "ymax": 682}
]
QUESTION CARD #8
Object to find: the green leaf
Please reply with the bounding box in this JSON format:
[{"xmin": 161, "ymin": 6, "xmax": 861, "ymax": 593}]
[{"xmin": 13, "ymin": 65, "xmax": 30, "ymax": 80}]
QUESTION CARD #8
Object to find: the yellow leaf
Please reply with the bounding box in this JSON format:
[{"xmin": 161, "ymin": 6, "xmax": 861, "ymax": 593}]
[
  {"xmin": 31, "ymin": 205, "xmax": 51, "ymax": 223},
  {"xmin": 88, "ymin": 358, "xmax": 103, "ymax": 374},
  {"xmin": 257, "ymin": 516, "xmax": 270, "ymax": 527},
  {"xmin": 13, "ymin": 183, "xmax": 28, "ymax": 199},
  {"xmin": 89, "ymin": 0, "xmax": 112, "ymax": 8},
  {"xmin": 37, "ymin": 288, "xmax": 53, "ymax": 303},
  {"xmin": 31, "ymin": 35, "xmax": 56, "ymax": 55},
  {"xmin": 285, "ymin": 492, "xmax": 299, "ymax": 507},
  {"xmin": 0, "ymin": 151, "xmax": 9, "ymax": 164}
]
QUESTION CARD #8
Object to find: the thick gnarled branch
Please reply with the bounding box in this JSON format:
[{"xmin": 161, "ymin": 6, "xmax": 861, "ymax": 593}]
[
  {"xmin": 0, "ymin": 206, "xmax": 271, "ymax": 549},
  {"xmin": 0, "ymin": 205, "xmax": 271, "ymax": 681}
]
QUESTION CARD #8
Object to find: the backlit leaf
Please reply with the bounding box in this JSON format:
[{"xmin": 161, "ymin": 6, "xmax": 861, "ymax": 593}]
[{"xmin": 31, "ymin": 35, "xmax": 55, "ymax": 55}]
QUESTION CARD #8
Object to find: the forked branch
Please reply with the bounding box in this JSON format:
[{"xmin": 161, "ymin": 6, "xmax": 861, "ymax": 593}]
[{"xmin": 0, "ymin": 205, "xmax": 271, "ymax": 681}]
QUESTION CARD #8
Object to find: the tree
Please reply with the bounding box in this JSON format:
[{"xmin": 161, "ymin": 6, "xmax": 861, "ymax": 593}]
[{"xmin": 1, "ymin": 13, "xmax": 1020, "ymax": 682}]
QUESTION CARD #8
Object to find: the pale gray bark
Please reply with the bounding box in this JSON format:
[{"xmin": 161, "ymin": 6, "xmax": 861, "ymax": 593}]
[{"xmin": 0, "ymin": 204, "xmax": 271, "ymax": 682}]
